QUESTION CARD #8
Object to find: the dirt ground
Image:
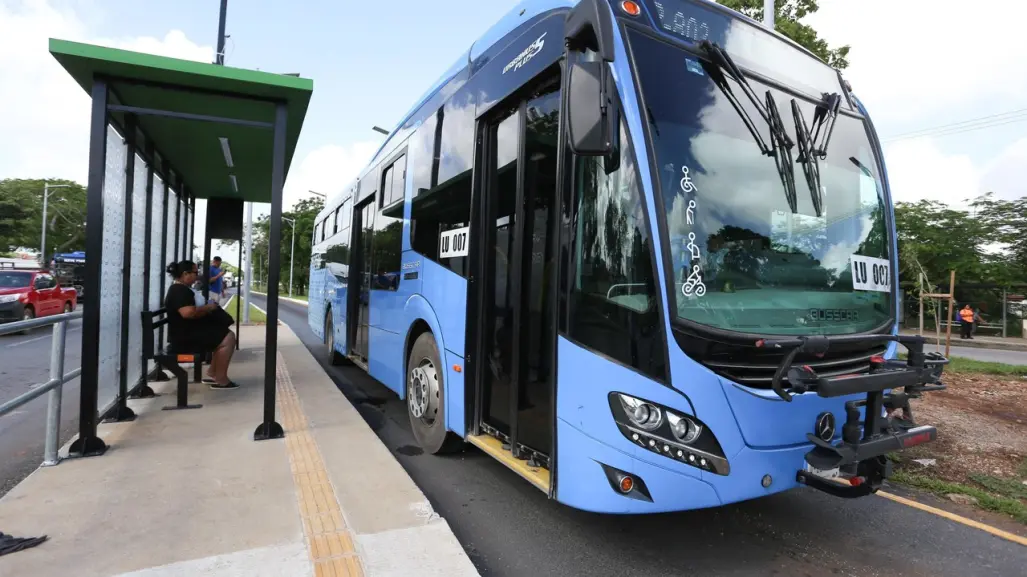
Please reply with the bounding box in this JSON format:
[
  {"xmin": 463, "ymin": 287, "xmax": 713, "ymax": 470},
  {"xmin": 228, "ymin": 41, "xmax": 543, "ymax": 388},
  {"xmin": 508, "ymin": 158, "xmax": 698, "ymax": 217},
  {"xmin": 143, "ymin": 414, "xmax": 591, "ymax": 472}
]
[{"xmin": 899, "ymin": 371, "xmax": 1027, "ymax": 484}]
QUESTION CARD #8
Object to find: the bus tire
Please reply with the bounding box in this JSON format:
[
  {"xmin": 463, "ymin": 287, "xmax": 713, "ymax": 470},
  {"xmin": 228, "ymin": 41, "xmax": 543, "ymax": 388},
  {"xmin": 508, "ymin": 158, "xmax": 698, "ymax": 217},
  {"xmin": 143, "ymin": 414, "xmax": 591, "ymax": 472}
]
[
  {"xmin": 325, "ymin": 309, "xmax": 347, "ymax": 366},
  {"xmin": 407, "ymin": 331, "xmax": 462, "ymax": 454}
]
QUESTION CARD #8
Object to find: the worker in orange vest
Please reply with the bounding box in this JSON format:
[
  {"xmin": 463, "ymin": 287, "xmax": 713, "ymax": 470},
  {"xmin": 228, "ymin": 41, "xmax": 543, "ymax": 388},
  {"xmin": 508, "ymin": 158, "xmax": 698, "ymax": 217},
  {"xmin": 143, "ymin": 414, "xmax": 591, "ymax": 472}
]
[{"xmin": 958, "ymin": 304, "xmax": 975, "ymax": 339}]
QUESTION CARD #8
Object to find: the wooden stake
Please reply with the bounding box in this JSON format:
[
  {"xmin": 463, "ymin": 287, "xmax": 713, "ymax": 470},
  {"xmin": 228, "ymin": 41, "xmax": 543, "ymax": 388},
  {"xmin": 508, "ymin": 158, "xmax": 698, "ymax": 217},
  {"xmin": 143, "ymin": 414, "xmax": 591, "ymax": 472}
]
[{"xmin": 945, "ymin": 270, "xmax": 955, "ymax": 358}]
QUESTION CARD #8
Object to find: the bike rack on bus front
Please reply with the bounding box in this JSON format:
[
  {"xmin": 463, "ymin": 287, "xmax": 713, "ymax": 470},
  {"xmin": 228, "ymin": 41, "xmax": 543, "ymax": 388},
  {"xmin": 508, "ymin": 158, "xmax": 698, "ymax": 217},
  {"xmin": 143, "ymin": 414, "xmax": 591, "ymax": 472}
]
[{"xmin": 755, "ymin": 333, "xmax": 948, "ymax": 497}]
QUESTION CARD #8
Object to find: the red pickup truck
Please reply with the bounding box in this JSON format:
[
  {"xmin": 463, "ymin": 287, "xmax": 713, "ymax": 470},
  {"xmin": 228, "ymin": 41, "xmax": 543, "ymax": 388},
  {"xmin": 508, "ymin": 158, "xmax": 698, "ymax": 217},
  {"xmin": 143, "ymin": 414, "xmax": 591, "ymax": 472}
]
[{"xmin": 0, "ymin": 268, "xmax": 78, "ymax": 326}]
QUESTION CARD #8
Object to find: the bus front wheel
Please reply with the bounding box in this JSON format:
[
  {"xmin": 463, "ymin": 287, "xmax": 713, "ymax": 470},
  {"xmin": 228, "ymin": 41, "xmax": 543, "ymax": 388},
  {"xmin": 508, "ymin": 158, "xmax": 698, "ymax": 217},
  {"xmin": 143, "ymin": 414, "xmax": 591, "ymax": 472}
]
[
  {"xmin": 407, "ymin": 332, "xmax": 462, "ymax": 454},
  {"xmin": 325, "ymin": 309, "xmax": 347, "ymax": 366}
]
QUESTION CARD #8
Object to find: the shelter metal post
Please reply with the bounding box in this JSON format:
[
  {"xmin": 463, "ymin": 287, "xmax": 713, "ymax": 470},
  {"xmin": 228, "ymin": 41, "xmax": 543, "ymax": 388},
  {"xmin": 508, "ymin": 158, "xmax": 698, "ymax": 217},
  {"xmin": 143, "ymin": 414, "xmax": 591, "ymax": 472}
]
[
  {"xmin": 244, "ymin": 202, "xmax": 252, "ymax": 323},
  {"xmin": 200, "ymin": 210, "xmax": 213, "ymax": 384},
  {"xmin": 254, "ymin": 101, "xmax": 287, "ymax": 441},
  {"xmin": 135, "ymin": 140, "xmax": 158, "ymax": 397},
  {"xmin": 69, "ymin": 76, "xmax": 110, "ymax": 458},
  {"xmin": 189, "ymin": 193, "xmax": 195, "ymax": 260},
  {"xmin": 236, "ymin": 239, "xmax": 242, "ymax": 350},
  {"xmin": 158, "ymin": 159, "xmax": 170, "ymax": 353},
  {"xmin": 108, "ymin": 114, "xmax": 138, "ymax": 422}
]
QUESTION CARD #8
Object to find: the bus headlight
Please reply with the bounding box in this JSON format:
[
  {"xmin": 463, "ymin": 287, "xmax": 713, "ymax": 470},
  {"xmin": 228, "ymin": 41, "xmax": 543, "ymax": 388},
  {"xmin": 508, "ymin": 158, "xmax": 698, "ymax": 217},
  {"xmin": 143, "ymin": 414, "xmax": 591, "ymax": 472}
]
[
  {"xmin": 667, "ymin": 411, "xmax": 701, "ymax": 444},
  {"xmin": 608, "ymin": 392, "xmax": 730, "ymax": 476},
  {"xmin": 617, "ymin": 394, "xmax": 662, "ymax": 431}
]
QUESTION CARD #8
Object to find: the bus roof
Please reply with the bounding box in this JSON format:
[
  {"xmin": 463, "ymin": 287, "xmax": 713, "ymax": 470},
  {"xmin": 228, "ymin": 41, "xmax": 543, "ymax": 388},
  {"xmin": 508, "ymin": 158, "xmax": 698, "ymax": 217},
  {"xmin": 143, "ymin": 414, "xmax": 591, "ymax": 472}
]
[
  {"xmin": 318, "ymin": 0, "xmax": 829, "ymax": 219},
  {"xmin": 318, "ymin": 0, "xmax": 575, "ymax": 218}
]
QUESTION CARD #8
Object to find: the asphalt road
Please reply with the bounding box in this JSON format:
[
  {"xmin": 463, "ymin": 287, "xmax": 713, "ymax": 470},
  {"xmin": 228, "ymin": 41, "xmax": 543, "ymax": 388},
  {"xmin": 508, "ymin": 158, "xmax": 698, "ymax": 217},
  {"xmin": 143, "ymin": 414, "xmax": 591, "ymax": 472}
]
[
  {"xmin": 252, "ymin": 294, "xmax": 1026, "ymax": 577},
  {"xmin": 0, "ymin": 314, "xmax": 83, "ymax": 497}
]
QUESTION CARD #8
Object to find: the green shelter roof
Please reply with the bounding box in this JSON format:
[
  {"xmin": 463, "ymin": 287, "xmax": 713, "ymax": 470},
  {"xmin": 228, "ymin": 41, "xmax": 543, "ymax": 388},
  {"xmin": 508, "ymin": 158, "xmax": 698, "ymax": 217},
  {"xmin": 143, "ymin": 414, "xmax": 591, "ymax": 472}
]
[{"xmin": 49, "ymin": 38, "xmax": 314, "ymax": 203}]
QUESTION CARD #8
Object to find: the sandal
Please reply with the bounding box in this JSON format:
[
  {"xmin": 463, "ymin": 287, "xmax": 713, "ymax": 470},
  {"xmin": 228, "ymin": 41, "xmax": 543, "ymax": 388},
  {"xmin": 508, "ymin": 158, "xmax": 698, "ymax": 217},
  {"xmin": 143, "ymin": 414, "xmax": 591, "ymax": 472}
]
[{"xmin": 208, "ymin": 380, "xmax": 240, "ymax": 390}]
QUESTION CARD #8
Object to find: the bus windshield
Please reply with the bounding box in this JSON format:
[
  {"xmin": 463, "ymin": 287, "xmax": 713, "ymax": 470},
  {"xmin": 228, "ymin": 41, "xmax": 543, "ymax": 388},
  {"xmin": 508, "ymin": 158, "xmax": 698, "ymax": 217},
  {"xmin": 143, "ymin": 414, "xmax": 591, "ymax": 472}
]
[{"xmin": 628, "ymin": 30, "xmax": 892, "ymax": 336}]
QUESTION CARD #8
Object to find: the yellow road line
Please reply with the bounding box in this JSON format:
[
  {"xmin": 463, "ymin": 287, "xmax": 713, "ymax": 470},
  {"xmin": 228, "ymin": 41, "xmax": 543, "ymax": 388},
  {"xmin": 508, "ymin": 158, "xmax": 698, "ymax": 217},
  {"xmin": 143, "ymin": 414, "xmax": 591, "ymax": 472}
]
[
  {"xmin": 876, "ymin": 490, "xmax": 1027, "ymax": 548},
  {"xmin": 276, "ymin": 353, "xmax": 365, "ymax": 577}
]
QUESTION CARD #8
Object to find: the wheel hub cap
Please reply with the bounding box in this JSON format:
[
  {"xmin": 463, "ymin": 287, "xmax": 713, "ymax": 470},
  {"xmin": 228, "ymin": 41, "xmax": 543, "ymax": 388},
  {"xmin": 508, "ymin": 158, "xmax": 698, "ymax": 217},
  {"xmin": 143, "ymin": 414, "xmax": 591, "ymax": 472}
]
[{"xmin": 409, "ymin": 359, "xmax": 439, "ymax": 422}]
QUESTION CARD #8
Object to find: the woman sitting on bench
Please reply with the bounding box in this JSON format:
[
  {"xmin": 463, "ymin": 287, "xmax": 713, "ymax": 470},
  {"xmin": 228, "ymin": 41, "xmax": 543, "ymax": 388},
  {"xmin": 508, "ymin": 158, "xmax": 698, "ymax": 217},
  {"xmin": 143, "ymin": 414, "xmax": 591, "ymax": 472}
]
[{"xmin": 165, "ymin": 260, "xmax": 239, "ymax": 390}]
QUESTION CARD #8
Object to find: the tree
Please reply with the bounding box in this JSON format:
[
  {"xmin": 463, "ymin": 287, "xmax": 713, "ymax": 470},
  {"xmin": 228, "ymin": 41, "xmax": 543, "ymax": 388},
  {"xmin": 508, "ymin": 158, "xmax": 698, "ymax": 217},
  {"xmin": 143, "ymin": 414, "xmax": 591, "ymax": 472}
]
[
  {"xmin": 719, "ymin": 0, "xmax": 851, "ymax": 68},
  {"xmin": 0, "ymin": 179, "xmax": 87, "ymax": 256},
  {"xmin": 251, "ymin": 197, "xmax": 324, "ymax": 295}
]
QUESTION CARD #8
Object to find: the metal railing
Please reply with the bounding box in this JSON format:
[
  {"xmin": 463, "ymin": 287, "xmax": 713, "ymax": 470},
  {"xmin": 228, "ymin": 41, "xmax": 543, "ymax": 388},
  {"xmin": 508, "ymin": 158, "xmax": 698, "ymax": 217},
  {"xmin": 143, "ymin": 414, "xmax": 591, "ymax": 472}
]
[{"xmin": 0, "ymin": 311, "xmax": 83, "ymax": 466}]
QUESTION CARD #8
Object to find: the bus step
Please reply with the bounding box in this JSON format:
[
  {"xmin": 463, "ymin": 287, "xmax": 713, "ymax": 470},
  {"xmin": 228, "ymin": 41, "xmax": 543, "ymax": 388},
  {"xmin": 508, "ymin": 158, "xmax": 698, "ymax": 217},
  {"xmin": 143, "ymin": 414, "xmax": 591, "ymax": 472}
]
[{"xmin": 466, "ymin": 434, "xmax": 550, "ymax": 494}]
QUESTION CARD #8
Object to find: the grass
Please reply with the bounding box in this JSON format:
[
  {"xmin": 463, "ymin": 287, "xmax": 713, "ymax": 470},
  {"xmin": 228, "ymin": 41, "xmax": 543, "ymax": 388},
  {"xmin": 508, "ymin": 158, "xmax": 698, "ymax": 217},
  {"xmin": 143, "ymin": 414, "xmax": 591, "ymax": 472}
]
[
  {"xmin": 224, "ymin": 296, "xmax": 267, "ymax": 324},
  {"xmin": 897, "ymin": 353, "xmax": 1027, "ymax": 376},
  {"xmin": 248, "ymin": 285, "xmax": 308, "ymax": 302},
  {"xmin": 890, "ymin": 470, "xmax": 1027, "ymax": 524},
  {"xmin": 944, "ymin": 357, "xmax": 1027, "ymax": 376}
]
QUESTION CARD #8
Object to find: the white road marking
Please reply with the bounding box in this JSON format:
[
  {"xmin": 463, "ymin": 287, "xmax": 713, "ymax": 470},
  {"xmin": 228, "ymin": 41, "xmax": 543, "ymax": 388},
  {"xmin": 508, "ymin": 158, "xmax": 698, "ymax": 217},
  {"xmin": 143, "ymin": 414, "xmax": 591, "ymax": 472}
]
[{"xmin": 5, "ymin": 324, "xmax": 81, "ymax": 348}]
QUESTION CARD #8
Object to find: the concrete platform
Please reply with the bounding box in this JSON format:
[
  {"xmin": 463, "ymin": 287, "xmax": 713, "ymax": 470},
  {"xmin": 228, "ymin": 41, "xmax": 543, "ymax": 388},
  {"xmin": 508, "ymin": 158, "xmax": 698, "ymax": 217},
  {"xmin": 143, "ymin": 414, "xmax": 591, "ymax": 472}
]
[{"xmin": 0, "ymin": 324, "xmax": 478, "ymax": 577}]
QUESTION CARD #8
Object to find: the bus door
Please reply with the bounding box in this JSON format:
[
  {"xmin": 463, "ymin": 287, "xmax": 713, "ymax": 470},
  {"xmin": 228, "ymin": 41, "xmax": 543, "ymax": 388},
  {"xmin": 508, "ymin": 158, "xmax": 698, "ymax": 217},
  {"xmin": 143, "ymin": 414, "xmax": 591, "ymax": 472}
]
[
  {"xmin": 348, "ymin": 198, "xmax": 375, "ymax": 366},
  {"xmin": 475, "ymin": 78, "xmax": 561, "ymax": 466}
]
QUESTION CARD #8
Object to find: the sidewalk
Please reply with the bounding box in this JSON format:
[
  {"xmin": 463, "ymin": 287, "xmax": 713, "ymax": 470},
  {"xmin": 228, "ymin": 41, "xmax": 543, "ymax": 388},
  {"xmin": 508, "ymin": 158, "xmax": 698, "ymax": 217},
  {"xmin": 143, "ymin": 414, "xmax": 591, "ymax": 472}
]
[
  {"xmin": 0, "ymin": 324, "xmax": 477, "ymax": 577},
  {"xmin": 899, "ymin": 328, "xmax": 1027, "ymax": 351}
]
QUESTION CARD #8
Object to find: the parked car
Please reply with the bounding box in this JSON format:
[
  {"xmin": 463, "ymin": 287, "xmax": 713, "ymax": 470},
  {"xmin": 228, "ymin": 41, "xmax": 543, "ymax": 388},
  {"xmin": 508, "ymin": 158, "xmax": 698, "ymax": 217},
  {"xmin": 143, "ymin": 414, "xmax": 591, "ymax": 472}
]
[{"xmin": 0, "ymin": 267, "xmax": 78, "ymax": 332}]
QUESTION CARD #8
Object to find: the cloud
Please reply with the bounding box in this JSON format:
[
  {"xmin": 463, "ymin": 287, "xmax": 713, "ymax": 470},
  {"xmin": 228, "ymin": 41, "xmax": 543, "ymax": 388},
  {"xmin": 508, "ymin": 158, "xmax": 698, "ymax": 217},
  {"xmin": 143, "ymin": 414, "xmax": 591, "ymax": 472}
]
[
  {"xmin": 0, "ymin": 1, "xmax": 213, "ymax": 185},
  {"xmin": 282, "ymin": 141, "xmax": 380, "ymax": 209},
  {"xmin": 883, "ymin": 139, "xmax": 979, "ymax": 205},
  {"xmin": 803, "ymin": 1, "xmax": 1027, "ymax": 208}
]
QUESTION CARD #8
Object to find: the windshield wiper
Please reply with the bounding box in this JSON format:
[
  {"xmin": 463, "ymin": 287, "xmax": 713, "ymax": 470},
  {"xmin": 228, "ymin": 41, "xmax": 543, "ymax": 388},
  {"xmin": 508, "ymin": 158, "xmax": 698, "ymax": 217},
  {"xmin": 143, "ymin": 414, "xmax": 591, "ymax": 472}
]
[
  {"xmin": 699, "ymin": 41, "xmax": 798, "ymax": 213},
  {"xmin": 791, "ymin": 100, "xmax": 823, "ymax": 216},
  {"xmin": 791, "ymin": 94, "xmax": 842, "ymax": 217}
]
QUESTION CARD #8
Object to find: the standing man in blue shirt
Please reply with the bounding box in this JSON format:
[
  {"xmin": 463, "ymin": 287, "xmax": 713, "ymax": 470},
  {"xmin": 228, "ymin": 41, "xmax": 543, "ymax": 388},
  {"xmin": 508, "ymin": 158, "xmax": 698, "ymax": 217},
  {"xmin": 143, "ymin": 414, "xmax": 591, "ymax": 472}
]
[{"xmin": 209, "ymin": 256, "xmax": 226, "ymax": 306}]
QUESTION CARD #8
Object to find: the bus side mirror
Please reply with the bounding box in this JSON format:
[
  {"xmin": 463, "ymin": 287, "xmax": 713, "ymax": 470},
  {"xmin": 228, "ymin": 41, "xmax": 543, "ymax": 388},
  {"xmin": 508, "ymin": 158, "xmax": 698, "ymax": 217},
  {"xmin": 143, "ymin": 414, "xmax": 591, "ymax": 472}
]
[
  {"xmin": 566, "ymin": 60, "xmax": 610, "ymax": 156},
  {"xmin": 564, "ymin": 0, "xmax": 618, "ymax": 161}
]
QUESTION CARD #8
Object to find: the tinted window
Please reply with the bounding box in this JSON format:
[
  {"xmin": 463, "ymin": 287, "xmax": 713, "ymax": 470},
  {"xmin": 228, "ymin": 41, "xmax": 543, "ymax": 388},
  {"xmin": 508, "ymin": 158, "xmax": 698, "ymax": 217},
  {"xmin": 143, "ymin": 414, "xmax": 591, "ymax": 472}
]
[
  {"xmin": 411, "ymin": 102, "xmax": 472, "ymax": 276},
  {"xmin": 332, "ymin": 207, "xmax": 340, "ymax": 236},
  {"xmin": 373, "ymin": 158, "xmax": 405, "ymax": 291},
  {"xmin": 409, "ymin": 112, "xmax": 437, "ymax": 201},
  {"xmin": 324, "ymin": 199, "xmax": 351, "ymax": 283},
  {"xmin": 565, "ymin": 120, "xmax": 666, "ymax": 380}
]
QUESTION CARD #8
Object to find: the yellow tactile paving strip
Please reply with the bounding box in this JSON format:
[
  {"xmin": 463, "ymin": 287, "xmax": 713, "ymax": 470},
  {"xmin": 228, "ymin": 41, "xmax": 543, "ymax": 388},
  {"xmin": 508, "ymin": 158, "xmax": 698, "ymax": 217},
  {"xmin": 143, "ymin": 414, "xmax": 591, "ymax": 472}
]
[{"xmin": 277, "ymin": 353, "xmax": 365, "ymax": 577}]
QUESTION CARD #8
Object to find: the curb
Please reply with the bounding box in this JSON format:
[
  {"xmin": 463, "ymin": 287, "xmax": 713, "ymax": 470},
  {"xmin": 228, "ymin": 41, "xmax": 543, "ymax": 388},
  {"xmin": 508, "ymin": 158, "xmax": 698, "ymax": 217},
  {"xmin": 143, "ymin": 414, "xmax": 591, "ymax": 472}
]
[
  {"xmin": 277, "ymin": 323, "xmax": 479, "ymax": 576},
  {"xmin": 251, "ymin": 290, "xmax": 308, "ymax": 307}
]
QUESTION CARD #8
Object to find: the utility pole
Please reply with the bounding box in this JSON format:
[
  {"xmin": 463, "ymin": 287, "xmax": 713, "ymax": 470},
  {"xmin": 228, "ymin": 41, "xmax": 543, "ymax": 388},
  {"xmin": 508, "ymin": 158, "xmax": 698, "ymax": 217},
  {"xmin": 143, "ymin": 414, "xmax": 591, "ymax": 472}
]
[
  {"xmin": 40, "ymin": 183, "xmax": 71, "ymax": 267},
  {"xmin": 763, "ymin": 0, "xmax": 774, "ymax": 28},
  {"xmin": 215, "ymin": 0, "xmax": 228, "ymax": 65}
]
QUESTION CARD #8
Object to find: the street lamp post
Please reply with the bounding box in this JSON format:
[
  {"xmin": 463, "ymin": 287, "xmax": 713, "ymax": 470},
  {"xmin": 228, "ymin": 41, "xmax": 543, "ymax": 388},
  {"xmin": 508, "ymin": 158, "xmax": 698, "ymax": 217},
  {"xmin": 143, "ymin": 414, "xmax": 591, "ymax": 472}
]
[
  {"xmin": 282, "ymin": 217, "xmax": 296, "ymax": 297},
  {"xmin": 41, "ymin": 183, "xmax": 72, "ymax": 266},
  {"xmin": 307, "ymin": 190, "xmax": 326, "ymax": 199}
]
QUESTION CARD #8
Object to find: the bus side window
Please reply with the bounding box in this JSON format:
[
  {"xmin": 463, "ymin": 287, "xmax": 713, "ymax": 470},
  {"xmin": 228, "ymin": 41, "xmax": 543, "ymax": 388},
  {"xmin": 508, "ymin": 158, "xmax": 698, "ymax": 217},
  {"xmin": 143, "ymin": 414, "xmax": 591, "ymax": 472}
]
[
  {"xmin": 565, "ymin": 120, "xmax": 667, "ymax": 381},
  {"xmin": 410, "ymin": 105, "xmax": 471, "ymax": 277}
]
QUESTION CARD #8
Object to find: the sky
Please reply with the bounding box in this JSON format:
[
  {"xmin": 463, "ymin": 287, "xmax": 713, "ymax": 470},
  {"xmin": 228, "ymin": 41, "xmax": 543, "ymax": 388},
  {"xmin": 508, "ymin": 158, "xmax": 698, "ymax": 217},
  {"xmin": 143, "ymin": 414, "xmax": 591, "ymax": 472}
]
[{"xmin": 2, "ymin": 0, "xmax": 1026, "ymax": 261}]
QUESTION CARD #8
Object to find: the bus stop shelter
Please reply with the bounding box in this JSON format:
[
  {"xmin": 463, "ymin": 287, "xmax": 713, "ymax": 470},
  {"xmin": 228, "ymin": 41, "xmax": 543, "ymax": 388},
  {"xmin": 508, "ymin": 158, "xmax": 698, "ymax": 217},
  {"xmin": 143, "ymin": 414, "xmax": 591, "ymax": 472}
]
[{"xmin": 48, "ymin": 39, "xmax": 313, "ymax": 456}]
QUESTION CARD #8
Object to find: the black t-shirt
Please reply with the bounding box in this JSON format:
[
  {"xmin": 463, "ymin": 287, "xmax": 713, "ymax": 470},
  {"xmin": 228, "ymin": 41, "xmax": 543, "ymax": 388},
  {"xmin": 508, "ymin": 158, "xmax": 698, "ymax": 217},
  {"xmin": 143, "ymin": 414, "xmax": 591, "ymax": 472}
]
[{"xmin": 164, "ymin": 283, "xmax": 196, "ymax": 350}]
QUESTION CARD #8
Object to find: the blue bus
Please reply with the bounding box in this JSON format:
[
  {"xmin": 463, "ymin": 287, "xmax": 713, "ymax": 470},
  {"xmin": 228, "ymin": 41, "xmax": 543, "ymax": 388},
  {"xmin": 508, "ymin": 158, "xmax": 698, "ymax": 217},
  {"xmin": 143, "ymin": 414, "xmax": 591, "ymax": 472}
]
[{"xmin": 308, "ymin": 0, "xmax": 947, "ymax": 513}]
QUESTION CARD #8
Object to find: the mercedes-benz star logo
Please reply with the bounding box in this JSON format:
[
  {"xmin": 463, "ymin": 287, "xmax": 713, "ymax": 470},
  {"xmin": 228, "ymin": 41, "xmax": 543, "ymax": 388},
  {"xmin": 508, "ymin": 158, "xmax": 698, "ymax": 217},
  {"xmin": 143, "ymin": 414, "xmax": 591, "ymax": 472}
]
[{"xmin": 814, "ymin": 412, "xmax": 836, "ymax": 441}]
